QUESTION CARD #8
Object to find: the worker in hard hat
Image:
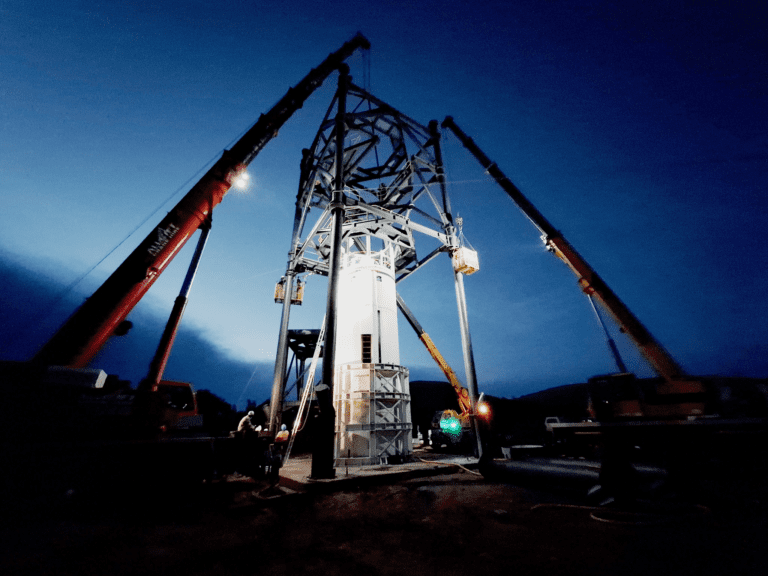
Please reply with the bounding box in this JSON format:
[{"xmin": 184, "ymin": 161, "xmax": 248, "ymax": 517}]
[
  {"xmin": 270, "ymin": 423, "xmax": 291, "ymax": 478},
  {"xmin": 238, "ymin": 410, "xmax": 257, "ymax": 435},
  {"xmin": 275, "ymin": 423, "xmax": 290, "ymax": 443},
  {"xmin": 234, "ymin": 411, "xmax": 264, "ymax": 478}
]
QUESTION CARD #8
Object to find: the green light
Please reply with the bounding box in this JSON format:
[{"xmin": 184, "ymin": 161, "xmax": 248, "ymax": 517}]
[{"xmin": 440, "ymin": 416, "xmax": 462, "ymax": 436}]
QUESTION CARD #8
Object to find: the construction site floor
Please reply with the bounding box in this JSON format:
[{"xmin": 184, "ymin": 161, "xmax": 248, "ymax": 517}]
[
  {"xmin": 3, "ymin": 449, "xmax": 767, "ymax": 576},
  {"xmin": 219, "ymin": 446, "xmax": 480, "ymax": 505},
  {"xmin": 278, "ymin": 447, "xmax": 478, "ymax": 492}
]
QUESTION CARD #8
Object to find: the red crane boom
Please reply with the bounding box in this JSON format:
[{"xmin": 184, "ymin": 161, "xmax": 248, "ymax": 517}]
[{"xmin": 32, "ymin": 33, "xmax": 370, "ymax": 369}]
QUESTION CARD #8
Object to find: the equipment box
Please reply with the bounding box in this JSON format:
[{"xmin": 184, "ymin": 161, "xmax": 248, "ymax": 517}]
[{"xmin": 452, "ymin": 247, "xmax": 479, "ymax": 275}]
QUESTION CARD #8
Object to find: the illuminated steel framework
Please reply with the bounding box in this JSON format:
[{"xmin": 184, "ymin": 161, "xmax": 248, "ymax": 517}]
[
  {"xmin": 292, "ymin": 85, "xmax": 455, "ymax": 278},
  {"xmin": 269, "ymin": 82, "xmax": 483, "ymax": 466}
]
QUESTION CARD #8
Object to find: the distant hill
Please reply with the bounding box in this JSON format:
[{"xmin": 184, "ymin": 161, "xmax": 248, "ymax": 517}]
[
  {"xmin": 515, "ymin": 381, "xmax": 593, "ymax": 422},
  {"xmin": 410, "ymin": 375, "xmax": 768, "ymax": 448},
  {"xmin": 512, "ymin": 374, "xmax": 768, "ymax": 420}
]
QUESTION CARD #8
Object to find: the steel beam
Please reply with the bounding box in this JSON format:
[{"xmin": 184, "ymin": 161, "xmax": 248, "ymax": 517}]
[{"xmin": 312, "ymin": 65, "xmax": 350, "ymax": 479}]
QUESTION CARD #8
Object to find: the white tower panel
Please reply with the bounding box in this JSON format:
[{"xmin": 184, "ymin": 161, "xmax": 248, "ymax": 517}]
[
  {"xmin": 333, "ymin": 239, "xmax": 412, "ymax": 466},
  {"xmin": 335, "ymin": 240, "xmax": 400, "ymax": 366}
]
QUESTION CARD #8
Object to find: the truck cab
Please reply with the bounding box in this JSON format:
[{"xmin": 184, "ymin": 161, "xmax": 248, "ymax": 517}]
[{"xmin": 152, "ymin": 380, "xmax": 203, "ymax": 431}]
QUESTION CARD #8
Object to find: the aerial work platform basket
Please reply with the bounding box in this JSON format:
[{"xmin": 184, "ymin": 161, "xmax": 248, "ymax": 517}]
[{"xmin": 274, "ymin": 277, "xmax": 304, "ymax": 305}]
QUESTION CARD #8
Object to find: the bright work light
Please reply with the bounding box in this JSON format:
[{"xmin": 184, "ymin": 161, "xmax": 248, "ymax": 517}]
[{"xmin": 232, "ymin": 171, "xmax": 251, "ymax": 190}]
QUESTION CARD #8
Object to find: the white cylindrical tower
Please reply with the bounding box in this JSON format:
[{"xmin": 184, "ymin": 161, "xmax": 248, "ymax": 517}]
[
  {"xmin": 335, "ymin": 238, "xmax": 399, "ymax": 366},
  {"xmin": 333, "ymin": 237, "xmax": 412, "ymax": 466}
]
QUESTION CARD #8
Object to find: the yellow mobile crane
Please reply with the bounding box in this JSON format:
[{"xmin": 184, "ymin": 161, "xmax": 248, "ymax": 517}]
[{"xmin": 396, "ymin": 293, "xmax": 489, "ymax": 451}]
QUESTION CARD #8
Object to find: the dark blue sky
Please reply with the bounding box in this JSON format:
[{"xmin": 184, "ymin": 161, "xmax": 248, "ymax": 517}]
[{"xmin": 1, "ymin": 1, "xmax": 766, "ymax": 407}]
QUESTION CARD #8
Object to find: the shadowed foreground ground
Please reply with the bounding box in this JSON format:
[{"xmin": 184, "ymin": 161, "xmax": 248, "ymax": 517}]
[{"xmin": 2, "ymin": 468, "xmax": 767, "ymax": 576}]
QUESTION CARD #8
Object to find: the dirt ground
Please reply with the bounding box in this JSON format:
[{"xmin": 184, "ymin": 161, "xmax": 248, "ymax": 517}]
[{"xmin": 2, "ymin": 464, "xmax": 767, "ymax": 576}]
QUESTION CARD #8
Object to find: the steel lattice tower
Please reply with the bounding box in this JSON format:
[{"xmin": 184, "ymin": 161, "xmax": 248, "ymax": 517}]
[{"xmin": 269, "ymin": 75, "xmax": 482, "ymax": 474}]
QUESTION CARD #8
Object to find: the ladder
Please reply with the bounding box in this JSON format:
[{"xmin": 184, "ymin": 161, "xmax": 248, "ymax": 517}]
[{"xmin": 283, "ymin": 316, "xmax": 326, "ymax": 464}]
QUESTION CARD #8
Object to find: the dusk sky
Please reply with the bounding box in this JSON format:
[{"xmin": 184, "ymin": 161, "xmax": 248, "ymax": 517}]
[{"xmin": 2, "ymin": 1, "xmax": 766, "ymax": 408}]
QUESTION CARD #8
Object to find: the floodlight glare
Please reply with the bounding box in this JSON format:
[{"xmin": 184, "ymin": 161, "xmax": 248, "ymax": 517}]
[{"xmin": 232, "ymin": 171, "xmax": 251, "ymax": 190}]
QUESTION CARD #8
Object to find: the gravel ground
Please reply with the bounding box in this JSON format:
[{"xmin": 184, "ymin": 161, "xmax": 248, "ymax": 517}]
[{"xmin": 2, "ymin": 467, "xmax": 767, "ymax": 576}]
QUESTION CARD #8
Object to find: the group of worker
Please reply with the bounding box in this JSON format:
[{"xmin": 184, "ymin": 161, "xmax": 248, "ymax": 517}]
[{"xmin": 236, "ymin": 411, "xmax": 290, "ymax": 484}]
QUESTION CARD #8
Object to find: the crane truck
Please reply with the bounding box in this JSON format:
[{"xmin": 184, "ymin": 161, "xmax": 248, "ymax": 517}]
[
  {"xmin": 442, "ymin": 117, "xmax": 768, "ymax": 499},
  {"xmin": 0, "ymin": 34, "xmax": 371, "ymax": 500}
]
